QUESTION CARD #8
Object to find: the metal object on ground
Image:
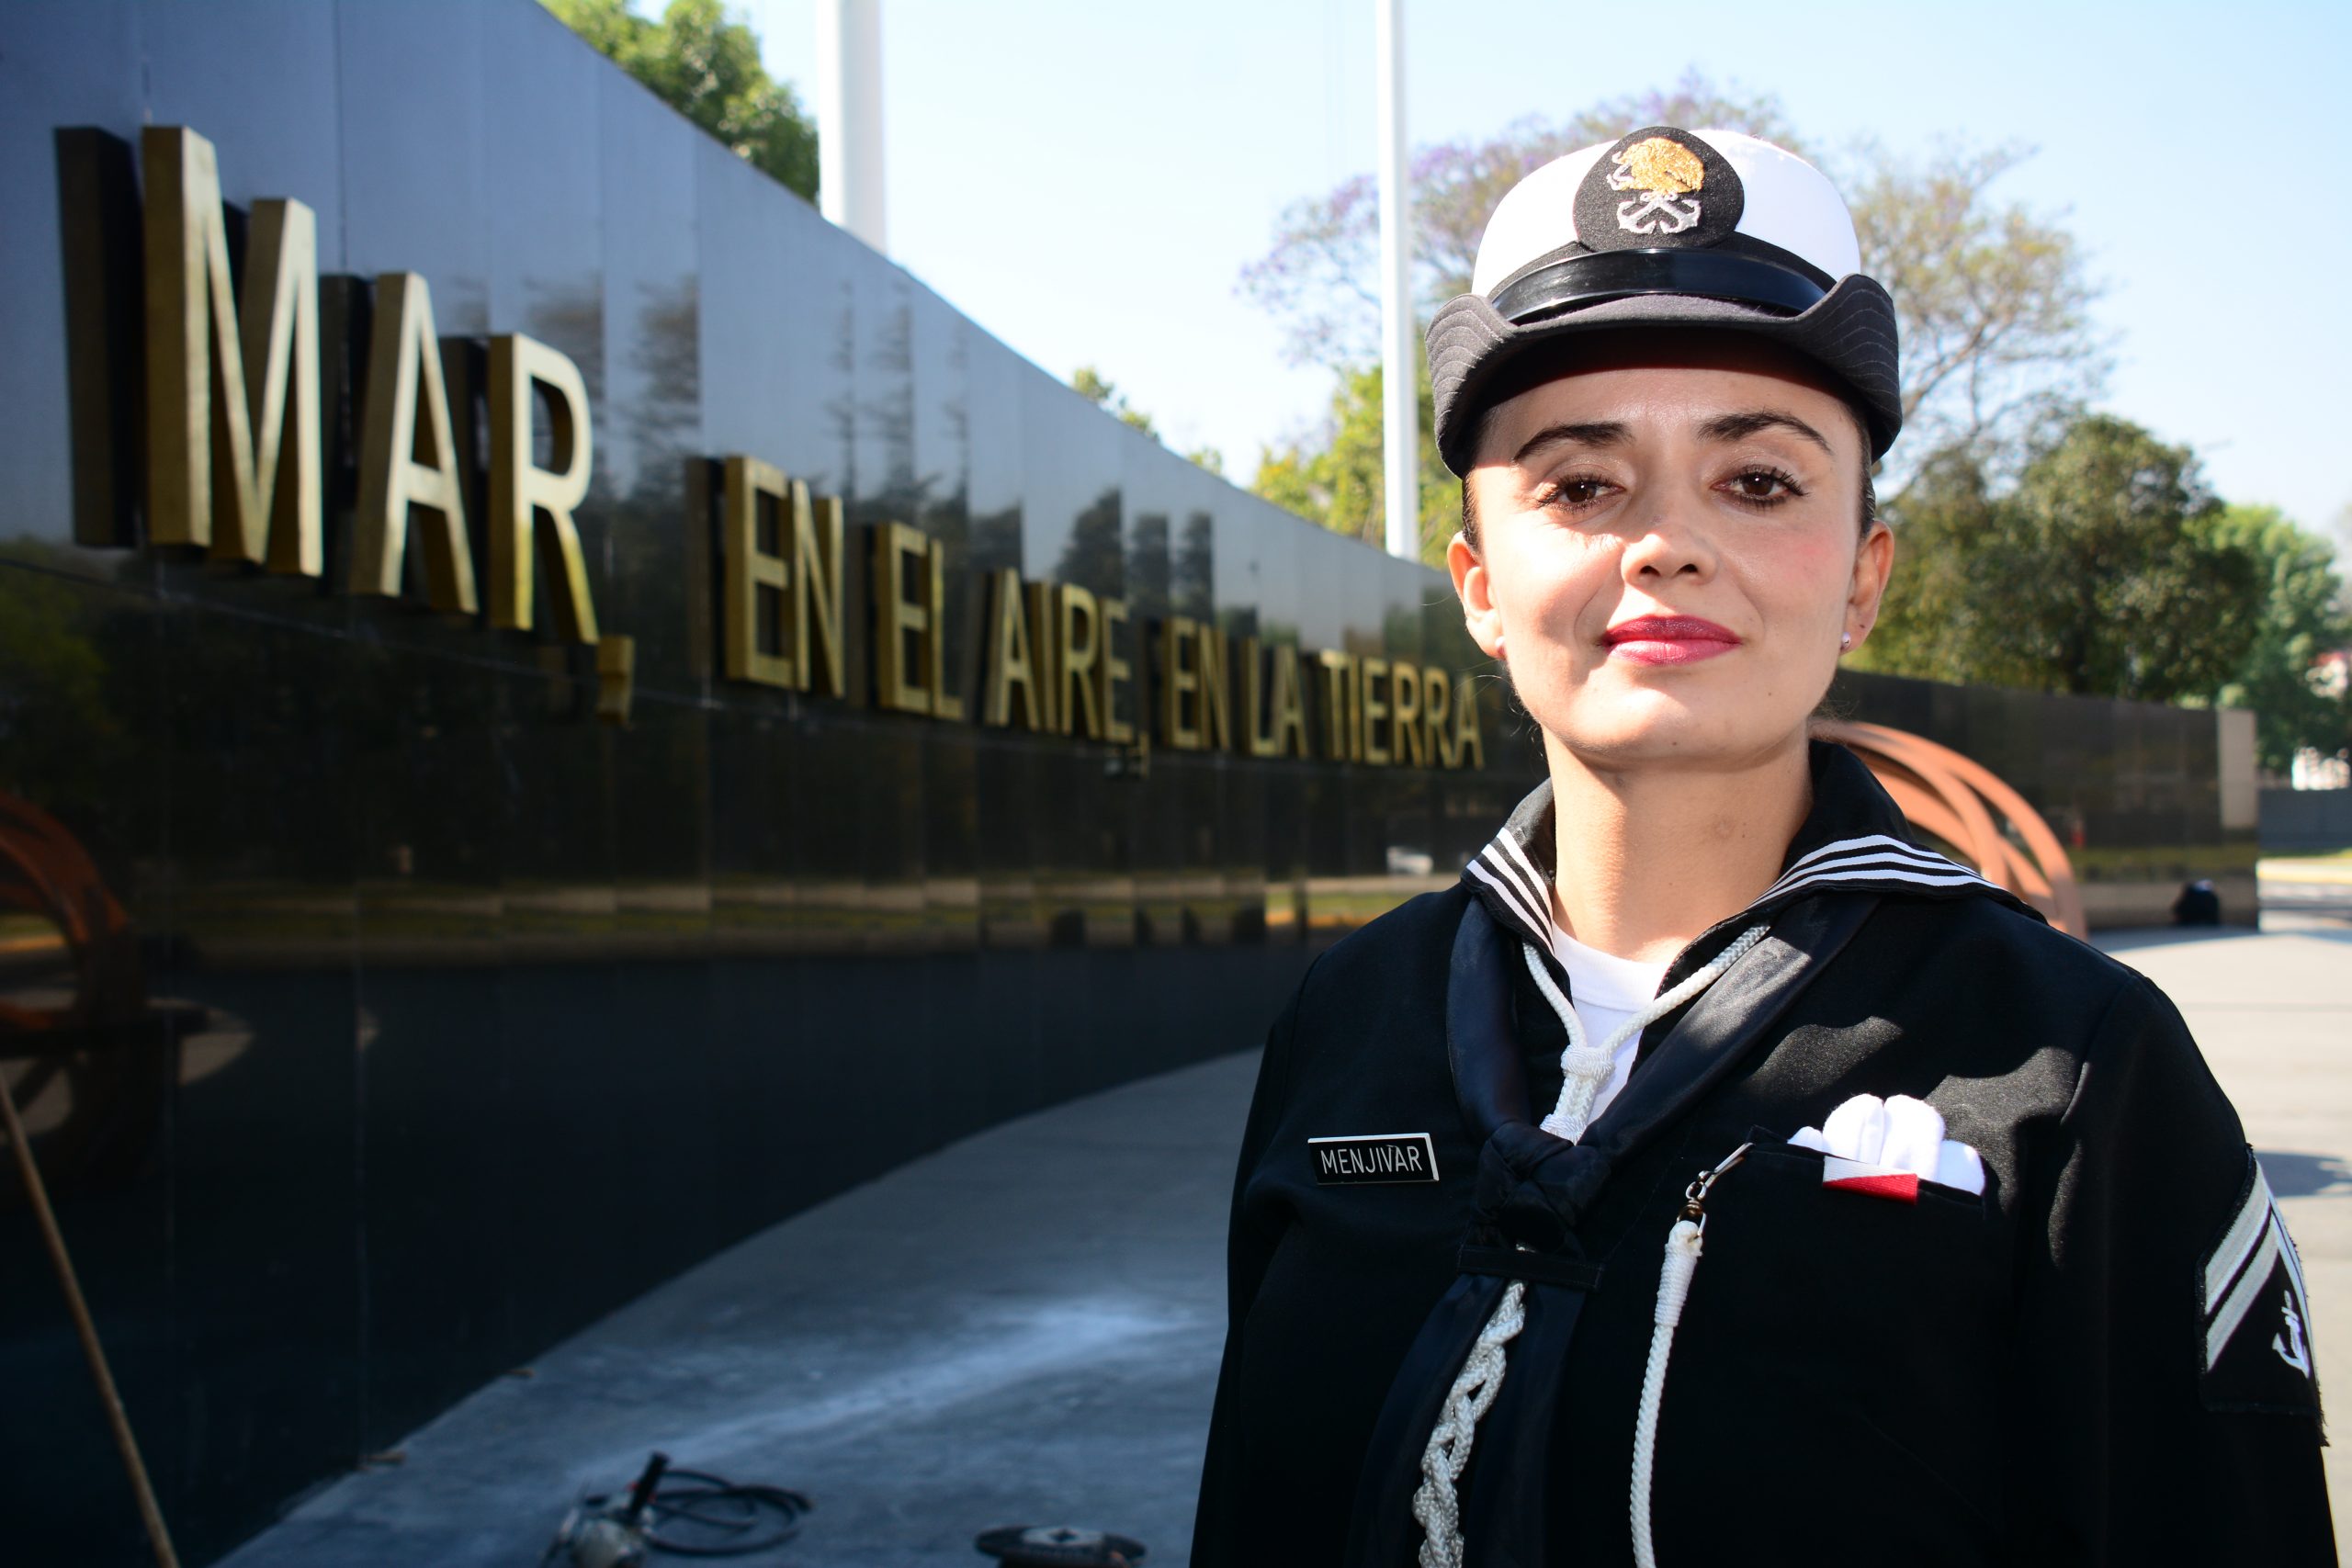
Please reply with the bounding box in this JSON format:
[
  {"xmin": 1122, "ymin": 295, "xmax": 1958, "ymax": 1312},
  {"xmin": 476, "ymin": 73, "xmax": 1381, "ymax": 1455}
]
[
  {"xmin": 546, "ymin": 1453, "xmax": 811, "ymax": 1565},
  {"xmin": 976, "ymin": 1524, "xmax": 1148, "ymax": 1566}
]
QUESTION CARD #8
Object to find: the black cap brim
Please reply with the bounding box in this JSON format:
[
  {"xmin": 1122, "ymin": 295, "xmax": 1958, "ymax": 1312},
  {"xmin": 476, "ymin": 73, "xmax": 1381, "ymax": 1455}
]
[{"xmin": 1427, "ymin": 273, "xmax": 1903, "ymax": 476}]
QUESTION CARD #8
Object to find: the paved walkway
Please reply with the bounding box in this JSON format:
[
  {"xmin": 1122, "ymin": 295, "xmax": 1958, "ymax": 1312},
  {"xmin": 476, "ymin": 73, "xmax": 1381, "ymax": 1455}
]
[
  {"xmin": 221, "ymin": 917, "xmax": 2352, "ymax": 1567},
  {"xmin": 2106, "ymin": 914, "xmax": 2352, "ymax": 1558},
  {"xmin": 220, "ymin": 1053, "xmax": 1255, "ymax": 1568}
]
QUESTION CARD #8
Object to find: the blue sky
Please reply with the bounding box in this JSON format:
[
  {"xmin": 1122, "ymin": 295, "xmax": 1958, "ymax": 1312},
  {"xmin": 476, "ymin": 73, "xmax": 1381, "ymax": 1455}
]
[{"xmin": 735, "ymin": 0, "xmax": 2351, "ymax": 541}]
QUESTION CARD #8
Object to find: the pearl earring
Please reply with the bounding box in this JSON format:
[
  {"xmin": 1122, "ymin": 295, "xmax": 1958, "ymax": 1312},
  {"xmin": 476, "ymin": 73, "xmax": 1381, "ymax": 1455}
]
[
  {"xmin": 1839, "ymin": 631, "xmax": 1853, "ymax": 650},
  {"xmin": 1494, "ymin": 634, "xmax": 1507, "ymax": 660}
]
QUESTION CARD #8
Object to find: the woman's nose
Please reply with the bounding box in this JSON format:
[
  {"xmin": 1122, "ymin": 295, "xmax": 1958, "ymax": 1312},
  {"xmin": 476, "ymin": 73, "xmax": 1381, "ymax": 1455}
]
[{"xmin": 1616, "ymin": 491, "xmax": 1717, "ymax": 582}]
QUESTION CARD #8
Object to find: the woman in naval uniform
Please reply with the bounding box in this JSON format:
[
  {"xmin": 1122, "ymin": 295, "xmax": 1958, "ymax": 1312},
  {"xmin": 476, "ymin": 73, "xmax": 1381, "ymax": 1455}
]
[{"xmin": 1191, "ymin": 126, "xmax": 2334, "ymax": 1567}]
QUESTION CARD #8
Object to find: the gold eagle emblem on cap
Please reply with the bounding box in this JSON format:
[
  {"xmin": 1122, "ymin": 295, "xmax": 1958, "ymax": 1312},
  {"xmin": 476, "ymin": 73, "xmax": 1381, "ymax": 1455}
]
[{"xmin": 1606, "ymin": 135, "xmax": 1706, "ymax": 235}]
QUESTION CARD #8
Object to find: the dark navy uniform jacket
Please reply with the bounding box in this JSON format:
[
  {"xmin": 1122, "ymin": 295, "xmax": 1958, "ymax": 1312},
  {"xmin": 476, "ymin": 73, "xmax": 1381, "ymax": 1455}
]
[{"xmin": 1193, "ymin": 741, "xmax": 2332, "ymax": 1565}]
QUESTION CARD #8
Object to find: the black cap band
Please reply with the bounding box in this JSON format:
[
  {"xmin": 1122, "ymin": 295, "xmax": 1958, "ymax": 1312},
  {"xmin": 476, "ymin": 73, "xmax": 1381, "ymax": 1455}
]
[{"xmin": 1490, "ymin": 241, "xmax": 1834, "ymax": 326}]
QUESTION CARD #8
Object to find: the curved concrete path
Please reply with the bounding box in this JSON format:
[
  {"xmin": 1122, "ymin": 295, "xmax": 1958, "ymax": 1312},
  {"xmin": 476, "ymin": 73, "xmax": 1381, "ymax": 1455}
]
[
  {"xmin": 220, "ymin": 1051, "xmax": 1258, "ymax": 1568},
  {"xmin": 220, "ymin": 918, "xmax": 2352, "ymax": 1566}
]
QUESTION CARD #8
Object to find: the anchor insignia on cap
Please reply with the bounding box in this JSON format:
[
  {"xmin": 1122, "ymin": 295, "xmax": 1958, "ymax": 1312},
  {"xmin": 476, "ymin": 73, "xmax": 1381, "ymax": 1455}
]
[{"xmin": 1608, "ymin": 136, "xmax": 1705, "ymax": 236}]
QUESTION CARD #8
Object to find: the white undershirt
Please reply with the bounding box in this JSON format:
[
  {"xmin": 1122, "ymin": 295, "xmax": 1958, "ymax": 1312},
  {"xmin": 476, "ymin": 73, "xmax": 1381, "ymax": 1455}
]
[{"xmin": 1546, "ymin": 923, "xmax": 1672, "ymax": 1125}]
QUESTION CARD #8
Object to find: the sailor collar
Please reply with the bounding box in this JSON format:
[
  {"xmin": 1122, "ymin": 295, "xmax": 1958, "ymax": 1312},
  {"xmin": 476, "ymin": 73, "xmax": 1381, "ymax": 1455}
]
[
  {"xmin": 1460, "ymin": 738, "xmax": 2036, "ymax": 986},
  {"xmin": 1350, "ymin": 748, "xmax": 2039, "ymax": 1563}
]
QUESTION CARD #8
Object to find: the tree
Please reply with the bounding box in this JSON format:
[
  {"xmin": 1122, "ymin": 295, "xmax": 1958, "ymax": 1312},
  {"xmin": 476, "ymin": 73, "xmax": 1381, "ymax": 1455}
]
[
  {"xmin": 1847, "ymin": 141, "xmax": 2106, "ymax": 465},
  {"xmin": 2202, "ymin": 505, "xmax": 2352, "ymax": 773},
  {"xmin": 1858, "ymin": 415, "xmax": 2261, "ymax": 705},
  {"xmin": 547, "ymin": 0, "xmax": 818, "ymax": 201},
  {"xmin": 1238, "ymin": 73, "xmax": 1804, "ymax": 370},
  {"xmin": 1250, "ymin": 363, "xmax": 1453, "ymax": 566},
  {"xmin": 1238, "ymin": 73, "xmax": 2105, "ymax": 554},
  {"xmin": 1071, "ymin": 367, "xmax": 1228, "ymax": 476},
  {"xmin": 1071, "ymin": 366, "xmax": 1159, "ymax": 439}
]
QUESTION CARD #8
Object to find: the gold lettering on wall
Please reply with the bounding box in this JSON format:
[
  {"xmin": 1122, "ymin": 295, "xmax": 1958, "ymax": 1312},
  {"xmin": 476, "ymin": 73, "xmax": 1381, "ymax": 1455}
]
[
  {"xmin": 871, "ymin": 522, "xmax": 933, "ymax": 716},
  {"xmin": 1242, "ymin": 637, "xmax": 1271, "ymax": 757},
  {"xmin": 1027, "ymin": 581, "xmax": 1062, "ymax": 732},
  {"xmin": 1360, "ymin": 656, "xmax": 1392, "ymax": 766},
  {"xmin": 925, "ymin": 539, "xmax": 965, "ymax": 722},
  {"xmin": 1390, "ymin": 659, "xmax": 1424, "ymax": 766},
  {"xmin": 983, "ymin": 569, "xmax": 1048, "ymax": 729},
  {"xmin": 1195, "ymin": 621, "xmax": 1234, "ymax": 752},
  {"xmin": 141, "ymin": 125, "xmax": 322, "ymax": 574},
  {"xmin": 1317, "ymin": 650, "xmax": 1357, "ymax": 761},
  {"xmin": 1272, "ymin": 645, "xmax": 1311, "ymax": 759},
  {"xmin": 1160, "ymin": 617, "xmax": 1235, "ymax": 753},
  {"xmin": 1453, "ymin": 673, "xmax": 1486, "ymax": 769},
  {"xmin": 1242, "ymin": 642, "xmax": 1311, "ymax": 760},
  {"xmin": 797, "ymin": 491, "xmax": 849, "ymax": 699},
  {"xmin": 353, "ymin": 272, "xmax": 478, "ymax": 614},
  {"xmin": 487, "ymin": 333, "xmax": 598, "ymax": 642},
  {"xmin": 1159, "ymin": 615, "xmax": 1202, "ymax": 750},
  {"xmin": 719, "ymin": 461, "xmax": 845, "ymax": 696},
  {"xmin": 721, "ymin": 456, "xmax": 791, "ymax": 687},
  {"xmin": 63, "ymin": 118, "xmax": 1502, "ymax": 764},
  {"xmin": 1057, "ymin": 584, "xmax": 1102, "ymax": 739},
  {"xmin": 1098, "ymin": 596, "xmax": 1134, "ymax": 746}
]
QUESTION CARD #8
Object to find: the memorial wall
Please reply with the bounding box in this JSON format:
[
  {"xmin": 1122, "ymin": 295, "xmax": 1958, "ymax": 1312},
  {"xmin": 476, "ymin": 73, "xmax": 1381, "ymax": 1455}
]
[{"xmin": 0, "ymin": 4, "xmax": 2250, "ymax": 1562}]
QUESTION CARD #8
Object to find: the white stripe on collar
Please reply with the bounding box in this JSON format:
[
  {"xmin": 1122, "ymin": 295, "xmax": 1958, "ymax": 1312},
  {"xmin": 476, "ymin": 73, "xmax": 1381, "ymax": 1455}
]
[
  {"xmin": 1494, "ymin": 832, "xmax": 1555, "ymax": 919},
  {"xmin": 1467, "ymin": 828, "xmax": 1996, "ymax": 953},
  {"xmin": 1467, "ymin": 855, "xmax": 1551, "ymax": 940}
]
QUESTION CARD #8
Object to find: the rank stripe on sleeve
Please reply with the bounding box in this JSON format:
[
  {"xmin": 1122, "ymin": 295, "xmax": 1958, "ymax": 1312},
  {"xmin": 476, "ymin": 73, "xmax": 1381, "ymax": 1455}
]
[
  {"xmin": 2204, "ymin": 1165, "xmax": 2277, "ymax": 1308},
  {"xmin": 2207, "ymin": 1221, "xmax": 2285, "ymax": 1373},
  {"xmin": 2201, "ymin": 1159, "xmax": 2314, "ymax": 1373}
]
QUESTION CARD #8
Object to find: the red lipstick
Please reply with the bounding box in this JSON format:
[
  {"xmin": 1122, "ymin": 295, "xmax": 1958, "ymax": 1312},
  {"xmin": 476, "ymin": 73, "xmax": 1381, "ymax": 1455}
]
[{"xmin": 1602, "ymin": 615, "xmax": 1742, "ymax": 666}]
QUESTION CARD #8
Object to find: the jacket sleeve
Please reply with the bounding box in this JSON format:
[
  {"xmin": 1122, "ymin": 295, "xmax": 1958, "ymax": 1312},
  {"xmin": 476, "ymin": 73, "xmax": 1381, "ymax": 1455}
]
[
  {"xmin": 2008, "ymin": 973, "xmax": 2335, "ymax": 1562},
  {"xmin": 1190, "ymin": 970, "xmax": 1308, "ymax": 1564}
]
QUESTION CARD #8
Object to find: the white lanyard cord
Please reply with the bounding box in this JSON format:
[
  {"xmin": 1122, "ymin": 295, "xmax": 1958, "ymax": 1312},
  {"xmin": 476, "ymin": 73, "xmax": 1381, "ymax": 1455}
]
[
  {"xmin": 1410, "ymin": 929, "xmax": 1769, "ymax": 1568},
  {"xmin": 1524, "ymin": 924, "xmax": 1770, "ymax": 1145},
  {"xmin": 1633, "ymin": 1145, "xmax": 1748, "ymax": 1568}
]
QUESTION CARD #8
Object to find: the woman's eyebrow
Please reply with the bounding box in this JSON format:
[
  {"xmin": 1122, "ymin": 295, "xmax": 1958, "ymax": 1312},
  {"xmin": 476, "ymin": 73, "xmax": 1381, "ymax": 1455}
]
[
  {"xmin": 1697, "ymin": 409, "xmax": 1834, "ymax": 454},
  {"xmin": 1511, "ymin": 421, "xmax": 1630, "ymax": 465}
]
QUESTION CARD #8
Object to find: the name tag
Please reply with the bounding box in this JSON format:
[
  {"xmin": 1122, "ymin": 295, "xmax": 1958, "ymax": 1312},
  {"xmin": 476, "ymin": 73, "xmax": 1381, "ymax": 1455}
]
[{"xmin": 1310, "ymin": 1133, "xmax": 1440, "ymax": 1185}]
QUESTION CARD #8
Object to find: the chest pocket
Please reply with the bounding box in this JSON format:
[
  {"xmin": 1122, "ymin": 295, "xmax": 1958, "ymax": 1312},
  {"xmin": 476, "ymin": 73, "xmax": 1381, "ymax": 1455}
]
[{"xmin": 1663, "ymin": 1134, "xmax": 2011, "ymax": 1540}]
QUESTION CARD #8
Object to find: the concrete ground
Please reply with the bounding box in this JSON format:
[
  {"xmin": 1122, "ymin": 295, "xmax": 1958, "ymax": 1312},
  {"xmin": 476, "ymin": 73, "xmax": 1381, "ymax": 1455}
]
[
  {"xmin": 220, "ymin": 912, "xmax": 2352, "ymax": 1568},
  {"xmin": 219, "ymin": 1052, "xmax": 1256, "ymax": 1568},
  {"xmin": 2107, "ymin": 911, "xmax": 2352, "ymax": 1560}
]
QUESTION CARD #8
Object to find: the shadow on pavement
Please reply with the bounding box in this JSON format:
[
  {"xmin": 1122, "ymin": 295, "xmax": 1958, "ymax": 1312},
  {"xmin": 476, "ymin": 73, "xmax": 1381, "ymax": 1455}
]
[{"xmin": 2260, "ymin": 1152, "xmax": 2352, "ymax": 1200}]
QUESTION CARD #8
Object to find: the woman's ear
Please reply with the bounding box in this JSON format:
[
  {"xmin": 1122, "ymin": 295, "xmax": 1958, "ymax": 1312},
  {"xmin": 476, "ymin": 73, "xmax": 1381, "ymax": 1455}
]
[
  {"xmin": 1449, "ymin": 527, "xmax": 1503, "ymax": 660},
  {"xmin": 1844, "ymin": 520, "xmax": 1894, "ymax": 650}
]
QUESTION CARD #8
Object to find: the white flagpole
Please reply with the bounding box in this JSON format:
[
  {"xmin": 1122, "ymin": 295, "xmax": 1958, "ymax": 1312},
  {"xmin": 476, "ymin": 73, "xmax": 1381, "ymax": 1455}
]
[
  {"xmin": 817, "ymin": 0, "xmax": 888, "ymax": 254},
  {"xmin": 1374, "ymin": 0, "xmax": 1417, "ymax": 559}
]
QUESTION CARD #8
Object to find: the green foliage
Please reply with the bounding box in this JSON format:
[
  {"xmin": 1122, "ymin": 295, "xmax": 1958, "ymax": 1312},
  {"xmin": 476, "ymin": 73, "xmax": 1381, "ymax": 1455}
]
[
  {"xmin": 1249, "ymin": 362, "xmax": 1453, "ymax": 567},
  {"xmin": 1860, "ymin": 415, "xmax": 2263, "ymax": 705},
  {"xmin": 2203, "ymin": 505, "xmax": 2352, "ymax": 773},
  {"xmin": 547, "ymin": 0, "xmax": 818, "ymax": 201},
  {"xmin": 1071, "ymin": 367, "xmax": 1229, "ymax": 478},
  {"xmin": 1071, "ymin": 365, "xmax": 1159, "ymax": 439}
]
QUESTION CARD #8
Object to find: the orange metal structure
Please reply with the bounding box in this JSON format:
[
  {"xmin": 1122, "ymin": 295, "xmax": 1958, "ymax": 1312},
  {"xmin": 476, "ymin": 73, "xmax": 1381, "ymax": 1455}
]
[{"xmin": 1814, "ymin": 720, "xmax": 2087, "ymax": 939}]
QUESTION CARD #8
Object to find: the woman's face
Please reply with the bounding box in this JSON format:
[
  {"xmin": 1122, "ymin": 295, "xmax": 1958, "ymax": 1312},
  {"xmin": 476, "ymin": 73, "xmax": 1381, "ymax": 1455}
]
[{"xmin": 1450, "ymin": 334, "xmax": 1893, "ymax": 775}]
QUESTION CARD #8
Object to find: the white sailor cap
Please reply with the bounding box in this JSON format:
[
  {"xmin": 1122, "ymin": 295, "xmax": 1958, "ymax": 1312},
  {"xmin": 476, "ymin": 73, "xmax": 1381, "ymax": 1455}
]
[{"xmin": 1427, "ymin": 125, "xmax": 1901, "ymax": 475}]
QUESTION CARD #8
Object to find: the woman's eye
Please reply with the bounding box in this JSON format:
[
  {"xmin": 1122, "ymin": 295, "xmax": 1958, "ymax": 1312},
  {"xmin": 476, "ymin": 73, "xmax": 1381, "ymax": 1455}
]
[
  {"xmin": 1544, "ymin": 477, "xmax": 1614, "ymax": 510},
  {"xmin": 1724, "ymin": 468, "xmax": 1803, "ymax": 503}
]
